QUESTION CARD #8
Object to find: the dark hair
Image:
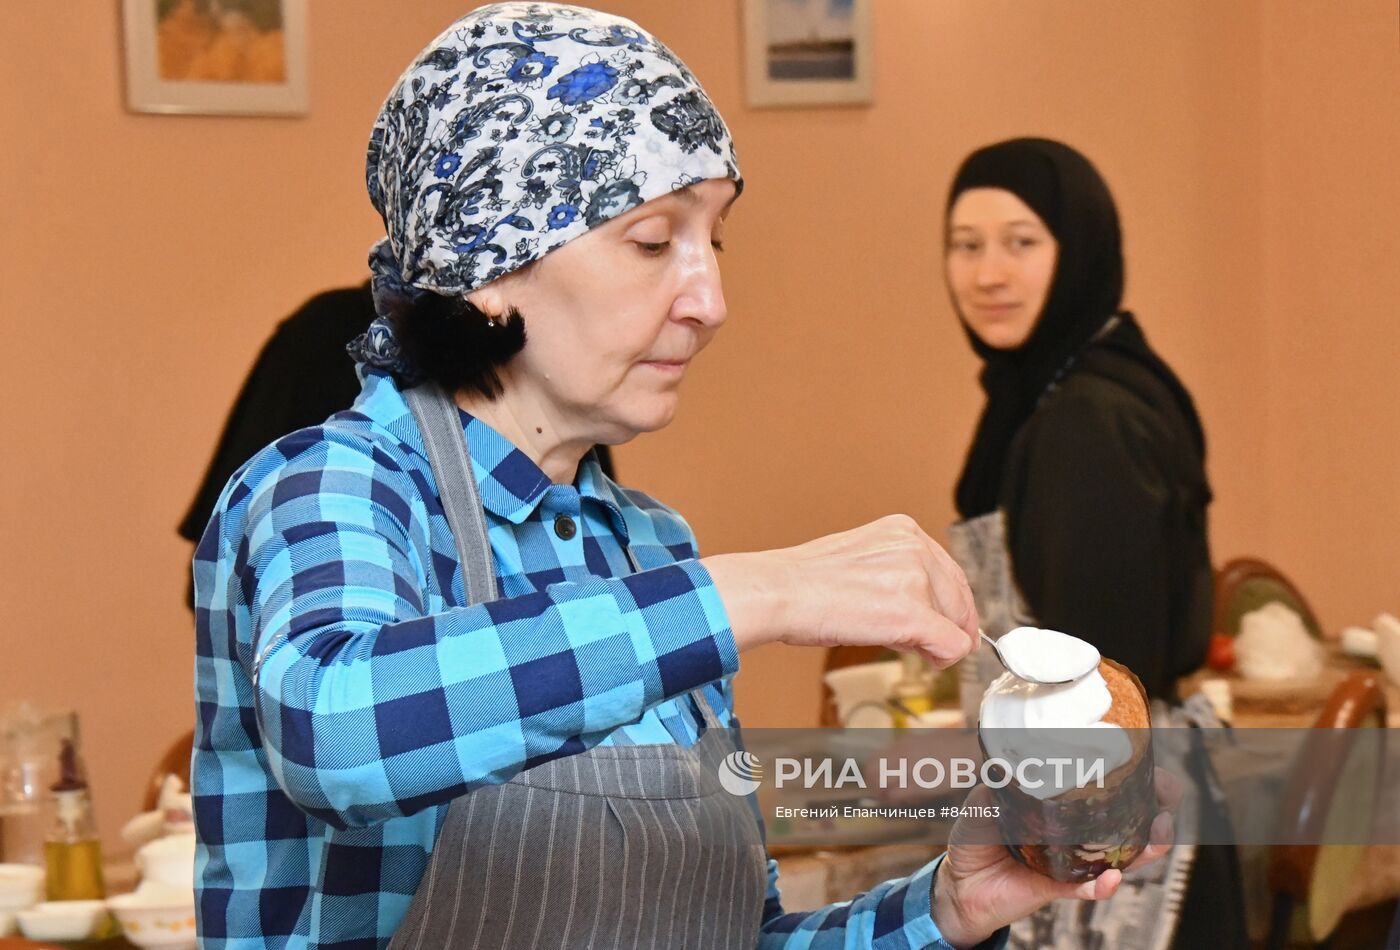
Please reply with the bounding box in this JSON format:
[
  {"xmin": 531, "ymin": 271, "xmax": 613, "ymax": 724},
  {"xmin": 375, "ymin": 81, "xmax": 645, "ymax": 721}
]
[{"xmin": 389, "ymin": 291, "xmax": 527, "ymax": 399}]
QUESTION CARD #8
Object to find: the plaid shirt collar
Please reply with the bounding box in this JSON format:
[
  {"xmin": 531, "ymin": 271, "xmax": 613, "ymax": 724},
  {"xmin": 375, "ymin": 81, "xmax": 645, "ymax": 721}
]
[{"xmin": 358, "ymin": 369, "xmax": 630, "ymax": 539}]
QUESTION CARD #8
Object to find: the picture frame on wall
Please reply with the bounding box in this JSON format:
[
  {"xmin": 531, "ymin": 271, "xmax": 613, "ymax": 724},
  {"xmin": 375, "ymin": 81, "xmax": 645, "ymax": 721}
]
[
  {"xmin": 121, "ymin": 0, "xmax": 309, "ymax": 116},
  {"xmin": 743, "ymin": 0, "xmax": 872, "ymax": 108}
]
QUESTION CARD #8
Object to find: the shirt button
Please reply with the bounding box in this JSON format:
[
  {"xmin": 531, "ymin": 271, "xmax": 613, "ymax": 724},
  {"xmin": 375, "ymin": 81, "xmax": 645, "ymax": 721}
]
[{"xmin": 553, "ymin": 514, "xmax": 577, "ymax": 541}]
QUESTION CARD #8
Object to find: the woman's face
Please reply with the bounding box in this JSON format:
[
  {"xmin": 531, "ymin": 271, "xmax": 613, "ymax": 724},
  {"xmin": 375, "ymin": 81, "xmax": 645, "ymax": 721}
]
[
  {"xmin": 472, "ymin": 178, "xmax": 736, "ymax": 445},
  {"xmin": 945, "ymin": 188, "xmax": 1058, "ymax": 350}
]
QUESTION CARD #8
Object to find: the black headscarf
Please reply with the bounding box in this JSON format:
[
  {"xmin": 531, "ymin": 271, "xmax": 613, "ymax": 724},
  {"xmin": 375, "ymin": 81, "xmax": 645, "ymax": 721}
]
[{"xmin": 947, "ymin": 137, "xmax": 1206, "ymax": 517}]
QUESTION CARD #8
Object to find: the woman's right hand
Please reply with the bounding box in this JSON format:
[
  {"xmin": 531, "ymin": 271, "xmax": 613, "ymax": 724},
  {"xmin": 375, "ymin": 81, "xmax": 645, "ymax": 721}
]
[{"xmin": 702, "ymin": 514, "xmax": 980, "ymax": 667}]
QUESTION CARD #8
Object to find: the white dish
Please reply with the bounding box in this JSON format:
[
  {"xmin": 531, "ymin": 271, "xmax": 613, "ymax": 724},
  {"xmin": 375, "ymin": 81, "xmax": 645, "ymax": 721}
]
[
  {"xmin": 910, "ymin": 708, "xmax": 965, "ymax": 728},
  {"xmin": 0, "ymin": 863, "xmax": 45, "ymax": 911},
  {"xmin": 824, "ymin": 660, "xmax": 903, "ymax": 727},
  {"xmin": 135, "ymin": 832, "xmax": 196, "ymax": 891},
  {"xmin": 842, "ymin": 703, "xmax": 895, "ymax": 728},
  {"xmin": 17, "ymin": 899, "xmax": 111, "ymax": 942},
  {"xmin": 1340, "ymin": 626, "xmax": 1378, "ymax": 659},
  {"xmin": 1198, "ymin": 678, "xmax": 1234, "ymax": 723},
  {"xmin": 127, "ymin": 880, "xmax": 196, "ymax": 903},
  {"xmin": 0, "ymin": 908, "xmax": 16, "ymax": 937},
  {"xmin": 107, "ymin": 891, "xmax": 197, "ymax": 949},
  {"xmin": 1375, "ymin": 613, "xmax": 1400, "ymax": 690}
]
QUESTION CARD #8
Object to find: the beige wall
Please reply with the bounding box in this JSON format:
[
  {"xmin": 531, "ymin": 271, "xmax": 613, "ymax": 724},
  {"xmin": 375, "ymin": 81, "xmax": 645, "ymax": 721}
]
[
  {"xmin": 0, "ymin": 2, "xmax": 1393, "ymax": 853},
  {"xmin": 1258, "ymin": 0, "xmax": 1400, "ymax": 629}
]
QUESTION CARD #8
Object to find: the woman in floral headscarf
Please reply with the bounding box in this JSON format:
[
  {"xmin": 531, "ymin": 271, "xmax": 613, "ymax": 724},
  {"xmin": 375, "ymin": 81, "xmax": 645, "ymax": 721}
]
[{"xmin": 192, "ymin": 8, "xmax": 1169, "ymax": 948}]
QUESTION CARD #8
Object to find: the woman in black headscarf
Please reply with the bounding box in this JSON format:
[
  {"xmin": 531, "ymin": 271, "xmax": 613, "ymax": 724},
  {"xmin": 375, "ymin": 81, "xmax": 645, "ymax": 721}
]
[{"xmin": 942, "ymin": 138, "xmax": 1246, "ymax": 950}]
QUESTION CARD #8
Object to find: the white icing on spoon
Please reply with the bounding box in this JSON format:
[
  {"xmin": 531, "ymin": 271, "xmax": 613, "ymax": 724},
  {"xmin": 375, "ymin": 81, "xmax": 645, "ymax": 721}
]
[
  {"xmin": 981, "ymin": 625, "xmax": 1101, "ymax": 685},
  {"xmin": 979, "ymin": 627, "xmax": 1129, "ymax": 800}
]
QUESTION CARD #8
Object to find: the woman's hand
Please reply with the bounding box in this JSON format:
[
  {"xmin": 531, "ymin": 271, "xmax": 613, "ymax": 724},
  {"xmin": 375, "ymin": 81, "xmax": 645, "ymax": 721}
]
[
  {"xmin": 931, "ymin": 769, "xmax": 1182, "ymax": 948},
  {"xmin": 703, "ymin": 514, "xmax": 979, "ymax": 667}
]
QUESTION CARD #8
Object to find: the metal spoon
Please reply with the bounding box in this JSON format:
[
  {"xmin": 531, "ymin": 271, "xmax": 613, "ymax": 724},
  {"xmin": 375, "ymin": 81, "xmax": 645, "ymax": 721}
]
[{"xmin": 979, "ymin": 629, "xmax": 1095, "ymax": 686}]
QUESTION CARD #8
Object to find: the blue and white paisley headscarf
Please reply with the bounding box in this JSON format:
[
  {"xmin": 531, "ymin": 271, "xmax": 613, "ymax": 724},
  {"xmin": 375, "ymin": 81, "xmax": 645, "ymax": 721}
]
[{"xmin": 351, "ymin": 2, "xmax": 742, "ymax": 377}]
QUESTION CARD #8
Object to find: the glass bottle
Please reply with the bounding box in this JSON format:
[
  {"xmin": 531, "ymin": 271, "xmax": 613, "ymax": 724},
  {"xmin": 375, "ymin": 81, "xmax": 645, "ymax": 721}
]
[
  {"xmin": 1, "ymin": 717, "xmax": 48, "ymax": 867},
  {"xmin": 1, "ymin": 705, "xmax": 75, "ymax": 868},
  {"xmin": 889, "ymin": 652, "xmax": 935, "ymax": 728},
  {"xmin": 44, "ymin": 738, "xmax": 105, "ymax": 901}
]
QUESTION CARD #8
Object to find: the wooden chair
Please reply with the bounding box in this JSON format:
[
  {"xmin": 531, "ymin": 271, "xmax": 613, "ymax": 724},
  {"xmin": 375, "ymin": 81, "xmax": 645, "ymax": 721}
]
[
  {"xmin": 142, "ymin": 729, "xmax": 194, "ymax": 812},
  {"xmin": 1215, "ymin": 557, "xmax": 1324, "ymax": 640},
  {"xmin": 1263, "ymin": 671, "xmax": 1388, "ymax": 948}
]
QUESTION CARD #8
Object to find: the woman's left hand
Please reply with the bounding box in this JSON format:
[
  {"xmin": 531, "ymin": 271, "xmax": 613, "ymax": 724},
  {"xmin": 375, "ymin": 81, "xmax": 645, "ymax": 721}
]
[{"xmin": 931, "ymin": 768, "xmax": 1182, "ymax": 948}]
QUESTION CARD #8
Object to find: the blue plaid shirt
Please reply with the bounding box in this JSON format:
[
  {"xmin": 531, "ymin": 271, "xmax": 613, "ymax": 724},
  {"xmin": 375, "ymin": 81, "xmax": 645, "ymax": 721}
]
[{"xmin": 194, "ymin": 369, "xmax": 994, "ymax": 949}]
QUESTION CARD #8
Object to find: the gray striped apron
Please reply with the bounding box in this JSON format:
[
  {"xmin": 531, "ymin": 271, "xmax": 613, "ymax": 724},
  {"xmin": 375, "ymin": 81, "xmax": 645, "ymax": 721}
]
[{"xmin": 393, "ymin": 383, "xmax": 767, "ymax": 949}]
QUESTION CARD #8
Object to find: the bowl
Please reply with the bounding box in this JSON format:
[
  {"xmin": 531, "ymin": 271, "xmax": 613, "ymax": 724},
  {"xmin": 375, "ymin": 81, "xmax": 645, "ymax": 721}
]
[
  {"xmin": 824, "ymin": 660, "xmax": 902, "ymax": 728},
  {"xmin": 0, "ymin": 863, "xmax": 45, "ymax": 911},
  {"xmin": 17, "ymin": 899, "xmax": 112, "ymax": 941},
  {"xmin": 107, "ymin": 889, "xmax": 197, "ymax": 949},
  {"xmin": 910, "ymin": 708, "xmax": 964, "ymax": 728},
  {"xmin": 135, "ymin": 832, "xmax": 196, "ymax": 890},
  {"xmin": 1374, "ymin": 613, "xmax": 1400, "ymax": 690}
]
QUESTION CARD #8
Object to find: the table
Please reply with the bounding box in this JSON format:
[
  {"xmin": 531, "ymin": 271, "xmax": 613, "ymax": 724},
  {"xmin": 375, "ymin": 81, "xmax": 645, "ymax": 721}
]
[
  {"xmin": 1178, "ymin": 643, "xmax": 1400, "ymax": 926},
  {"xmin": 1177, "ymin": 638, "xmax": 1400, "ymax": 728},
  {"xmin": 0, "ymin": 941, "xmax": 134, "ymax": 950},
  {"xmin": 1, "ymin": 865, "xmax": 145, "ymax": 949},
  {"xmin": 776, "ymin": 647, "xmax": 1400, "ymax": 923}
]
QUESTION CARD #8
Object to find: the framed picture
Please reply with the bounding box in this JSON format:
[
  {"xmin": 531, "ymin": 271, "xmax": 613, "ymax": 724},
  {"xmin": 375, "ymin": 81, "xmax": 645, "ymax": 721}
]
[
  {"xmin": 121, "ymin": 0, "xmax": 309, "ymax": 116},
  {"xmin": 743, "ymin": 0, "xmax": 872, "ymax": 108}
]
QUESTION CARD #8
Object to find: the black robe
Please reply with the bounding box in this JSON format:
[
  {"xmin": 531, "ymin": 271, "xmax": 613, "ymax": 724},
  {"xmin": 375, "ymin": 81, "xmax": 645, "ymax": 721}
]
[
  {"xmin": 1001, "ymin": 341, "xmax": 1213, "ymax": 703},
  {"xmin": 179, "ymin": 284, "xmax": 378, "ymax": 545},
  {"xmin": 1002, "ymin": 344, "xmax": 1247, "ymax": 950}
]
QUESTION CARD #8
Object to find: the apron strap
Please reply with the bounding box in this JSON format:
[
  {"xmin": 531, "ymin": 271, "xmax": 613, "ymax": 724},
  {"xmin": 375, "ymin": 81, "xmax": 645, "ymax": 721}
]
[
  {"xmin": 402, "ymin": 381, "xmax": 498, "ymax": 606},
  {"xmin": 403, "ymin": 381, "xmax": 712, "ymax": 729},
  {"xmin": 690, "ymin": 682, "xmax": 724, "ymax": 730}
]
